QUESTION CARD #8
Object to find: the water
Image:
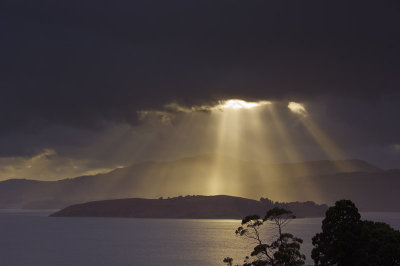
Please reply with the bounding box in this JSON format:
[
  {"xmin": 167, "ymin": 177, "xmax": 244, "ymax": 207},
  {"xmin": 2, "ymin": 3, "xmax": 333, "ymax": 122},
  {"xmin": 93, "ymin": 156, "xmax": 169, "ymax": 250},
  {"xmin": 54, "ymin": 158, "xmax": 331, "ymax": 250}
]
[{"xmin": 1, "ymin": 210, "xmax": 399, "ymax": 266}]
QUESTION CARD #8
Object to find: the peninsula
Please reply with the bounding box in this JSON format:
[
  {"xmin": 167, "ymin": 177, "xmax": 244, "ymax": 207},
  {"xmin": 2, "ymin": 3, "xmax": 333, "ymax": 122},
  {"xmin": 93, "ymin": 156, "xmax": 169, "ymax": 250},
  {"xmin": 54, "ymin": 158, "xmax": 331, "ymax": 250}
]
[{"xmin": 50, "ymin": 195, "xmax": 328, "ymax": 219}]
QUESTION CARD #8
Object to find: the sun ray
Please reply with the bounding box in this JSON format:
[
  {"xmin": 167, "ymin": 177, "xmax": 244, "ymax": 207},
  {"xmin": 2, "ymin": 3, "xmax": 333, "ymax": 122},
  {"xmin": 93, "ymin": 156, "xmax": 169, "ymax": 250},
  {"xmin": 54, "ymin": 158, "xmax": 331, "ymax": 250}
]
[
  {"xmin": 267, "ymin": 104, "xmax": 323, "ymax": 202},
  {"xmin": 210, "ymin": 112, "xmax": 227, "ymax": 194},
  {"xmin": 208, "ymin": 108, "xmax": 242, "ymax": 195},
  {"xmin": 287, "ymin": 102, "xmax": 355, "ymax": 172}
]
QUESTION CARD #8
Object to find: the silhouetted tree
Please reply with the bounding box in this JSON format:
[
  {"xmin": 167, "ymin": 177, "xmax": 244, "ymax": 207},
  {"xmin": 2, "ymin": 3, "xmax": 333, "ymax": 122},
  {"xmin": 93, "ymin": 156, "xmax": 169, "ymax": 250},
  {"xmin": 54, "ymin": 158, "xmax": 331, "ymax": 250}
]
[
  {"xmin": 311, "ymin": 200, "xmax": 361, "ymax": 265},
  {"xmin": 312, "ymin": 199, "xmax": 400, "ymax": 265},
  {"xmin": 356, "ymin": 220, "xmax": 400, "ymax": 265},
  {"xmin": 224, "ymin": 207, "xmax": 305, "ymax": 266},
  {"xmin": 223, "ymin": 257, "xmax": 234, "ymax": 266}
]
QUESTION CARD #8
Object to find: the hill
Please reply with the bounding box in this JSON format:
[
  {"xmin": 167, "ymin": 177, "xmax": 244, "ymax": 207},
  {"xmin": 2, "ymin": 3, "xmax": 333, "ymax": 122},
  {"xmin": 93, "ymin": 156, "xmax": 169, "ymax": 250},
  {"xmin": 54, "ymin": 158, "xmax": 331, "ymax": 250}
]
[
  {"xmin": 0, "ymin": 155, "xmax": 396, "ymax": 211},
  {"xmin": 49, "ymin": 195, "xmax": 328, "ymax": 219}
]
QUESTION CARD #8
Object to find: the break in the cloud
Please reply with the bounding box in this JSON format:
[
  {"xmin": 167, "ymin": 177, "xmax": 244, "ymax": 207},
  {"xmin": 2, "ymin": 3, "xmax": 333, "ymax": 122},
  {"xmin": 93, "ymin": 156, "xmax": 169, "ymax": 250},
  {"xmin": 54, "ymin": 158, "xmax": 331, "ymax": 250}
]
[{"xmin": 288, "ymin": 102, "xmax": 308, "ymax": 116}]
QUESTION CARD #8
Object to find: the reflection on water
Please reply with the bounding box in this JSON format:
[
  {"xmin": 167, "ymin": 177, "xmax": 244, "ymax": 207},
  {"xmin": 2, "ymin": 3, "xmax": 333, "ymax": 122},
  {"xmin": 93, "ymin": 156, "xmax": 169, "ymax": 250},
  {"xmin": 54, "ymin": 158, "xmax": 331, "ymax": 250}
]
[{"xmin": 0, "ymin": 210, "xmax": 399, "ymax": 266}]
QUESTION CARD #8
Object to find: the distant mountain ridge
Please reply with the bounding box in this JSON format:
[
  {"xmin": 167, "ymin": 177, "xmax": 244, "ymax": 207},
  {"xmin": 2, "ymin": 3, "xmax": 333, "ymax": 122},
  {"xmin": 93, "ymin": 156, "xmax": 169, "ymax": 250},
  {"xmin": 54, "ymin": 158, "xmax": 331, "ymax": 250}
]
[
  {"xmin": 50, "ymin": 195, "xmax": 328, "ymax": 219},
  {"xmin": 0, "ymin": 155, "xmax": 397, "ymax": 211}
]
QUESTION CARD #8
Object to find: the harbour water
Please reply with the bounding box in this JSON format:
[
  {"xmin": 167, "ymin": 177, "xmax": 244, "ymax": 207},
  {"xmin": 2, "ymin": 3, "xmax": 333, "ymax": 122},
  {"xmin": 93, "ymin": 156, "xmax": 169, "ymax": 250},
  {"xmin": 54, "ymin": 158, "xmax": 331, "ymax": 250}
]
[{"xmin": 1, "ymin": 210, "xmax": 399, "ymax": 266}]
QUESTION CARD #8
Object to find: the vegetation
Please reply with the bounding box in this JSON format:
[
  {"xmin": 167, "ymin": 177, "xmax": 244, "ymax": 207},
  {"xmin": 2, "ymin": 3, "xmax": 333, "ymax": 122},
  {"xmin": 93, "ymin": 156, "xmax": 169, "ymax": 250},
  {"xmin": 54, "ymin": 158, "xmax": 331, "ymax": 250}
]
[
  {"xmin": 312, "ymin": 199, "xmax": 400, "ymax": 265},
  {"xmin": 223, "ymin": 207, "xmax": 306, "ymax": 266},
  {"xmin": 225, "ymin": 199, "xmax": 400, "ymax": 266}
]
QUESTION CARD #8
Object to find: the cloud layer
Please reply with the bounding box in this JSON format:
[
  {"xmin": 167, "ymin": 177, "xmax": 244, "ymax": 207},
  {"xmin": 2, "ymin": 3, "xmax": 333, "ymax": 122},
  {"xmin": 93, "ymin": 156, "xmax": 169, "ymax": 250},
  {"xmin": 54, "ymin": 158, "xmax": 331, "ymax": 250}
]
[{"xmin": 0, "ymin": 0, "xmax": 399, "ymax": 177}]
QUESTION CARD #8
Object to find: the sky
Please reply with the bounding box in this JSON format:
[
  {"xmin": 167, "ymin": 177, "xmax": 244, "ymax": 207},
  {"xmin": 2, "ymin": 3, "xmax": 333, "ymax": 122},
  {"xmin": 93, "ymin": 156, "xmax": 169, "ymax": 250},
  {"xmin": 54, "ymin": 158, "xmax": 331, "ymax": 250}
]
[{"xmin": 1, "ymin": 0, "xmax": 400, "ymax": 180}]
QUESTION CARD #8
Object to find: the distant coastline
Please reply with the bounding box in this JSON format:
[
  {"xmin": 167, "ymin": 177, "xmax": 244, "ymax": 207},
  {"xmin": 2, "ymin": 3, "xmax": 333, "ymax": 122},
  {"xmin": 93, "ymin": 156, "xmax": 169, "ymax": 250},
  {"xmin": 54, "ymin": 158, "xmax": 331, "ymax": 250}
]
[
  {"xmin": 2, "ymin": 155, "xmax": 398, "ymax": 212},
  {"xmin": 49, "ymin": 195, "xmax": 328, "ymax": 219}
]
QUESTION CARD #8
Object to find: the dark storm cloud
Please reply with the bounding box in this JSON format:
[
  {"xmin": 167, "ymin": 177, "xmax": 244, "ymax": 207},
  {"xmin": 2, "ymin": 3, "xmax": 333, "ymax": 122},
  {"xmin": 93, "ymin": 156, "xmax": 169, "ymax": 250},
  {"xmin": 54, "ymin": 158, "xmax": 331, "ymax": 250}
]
[{"xmin": 1, "ymin": 0, "xmax": 400, "ymax": 158}]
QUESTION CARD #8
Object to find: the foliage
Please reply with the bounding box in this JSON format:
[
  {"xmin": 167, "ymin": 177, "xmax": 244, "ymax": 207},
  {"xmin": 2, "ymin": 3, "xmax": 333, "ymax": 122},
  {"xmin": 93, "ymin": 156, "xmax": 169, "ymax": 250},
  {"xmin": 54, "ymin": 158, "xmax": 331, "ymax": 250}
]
[
  {"xmin": 311, "ymin": 199, "xmax": 361, "ymax": 265},
  {"xmin": 312, "ymin": 199, "xmax": 400, "ymax": 265},
  {"xmin": 356, "ymin": 221, "xmax": 400, "ymax": 265},
  {"xmin": 224, "ymin": 207, "xmax": 305, "ymax": 266},
  {"xmin": 223, "ymin": 257, "xmax": 234, "ymax": 266}
]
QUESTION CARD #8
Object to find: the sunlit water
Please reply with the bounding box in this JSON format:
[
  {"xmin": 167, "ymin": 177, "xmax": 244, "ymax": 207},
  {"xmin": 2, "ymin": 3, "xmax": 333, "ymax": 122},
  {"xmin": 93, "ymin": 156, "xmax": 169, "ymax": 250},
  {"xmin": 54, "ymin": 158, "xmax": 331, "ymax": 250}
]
[{"xmin": 1, "ymin": 210, "xmax": 399, "ymax": 266}]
